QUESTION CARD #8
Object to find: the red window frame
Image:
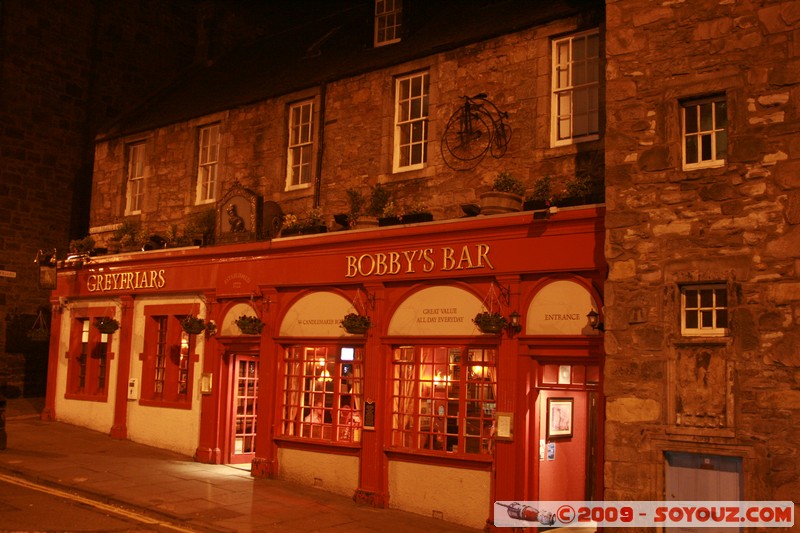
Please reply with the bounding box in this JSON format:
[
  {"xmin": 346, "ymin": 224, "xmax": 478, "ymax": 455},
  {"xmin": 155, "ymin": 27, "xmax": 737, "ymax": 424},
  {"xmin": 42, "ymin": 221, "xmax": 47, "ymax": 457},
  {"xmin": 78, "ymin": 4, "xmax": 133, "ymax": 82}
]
[
  {"xmin": 139, "ymin": 304, "xmax": 199, "ymax": 409},
  {"xmin": 280, "ymin": 344, "xmax": 364, "ymax": 444},
  {"xmin": 65, "ymin": 309, "xmax": 115, "ymax": 402},
  {"xmin": 390, "ymin": 344, "xmax": 497, "ymax": 457}
]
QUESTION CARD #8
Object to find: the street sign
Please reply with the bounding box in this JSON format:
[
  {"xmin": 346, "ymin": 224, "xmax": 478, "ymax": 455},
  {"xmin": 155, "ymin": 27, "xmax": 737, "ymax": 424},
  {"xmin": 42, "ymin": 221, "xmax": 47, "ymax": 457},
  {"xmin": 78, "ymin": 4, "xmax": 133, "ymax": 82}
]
[{"xmin": 0, "ymin": 270, "xmax": 17, "ymax": 279}]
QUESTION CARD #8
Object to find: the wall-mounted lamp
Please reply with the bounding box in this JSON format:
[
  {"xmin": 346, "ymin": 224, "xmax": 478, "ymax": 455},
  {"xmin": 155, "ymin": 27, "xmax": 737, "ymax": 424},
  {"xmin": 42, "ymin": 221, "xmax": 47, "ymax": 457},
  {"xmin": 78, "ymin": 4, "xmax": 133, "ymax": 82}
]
[
  {"xmin": 587, "ymin": 309, "xmax": 604, "ymax": 332},
  {"xmin": 508, "ymin": 311, "xmax": 522, "ymax": 335}
]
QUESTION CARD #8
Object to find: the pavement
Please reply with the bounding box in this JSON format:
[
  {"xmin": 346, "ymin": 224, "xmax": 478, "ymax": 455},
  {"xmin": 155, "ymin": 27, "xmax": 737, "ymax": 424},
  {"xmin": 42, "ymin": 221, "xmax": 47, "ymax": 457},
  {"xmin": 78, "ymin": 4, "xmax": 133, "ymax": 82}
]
[{"xmin": 0, "ymin": 397, "xmax": 482, "ymax": 532}]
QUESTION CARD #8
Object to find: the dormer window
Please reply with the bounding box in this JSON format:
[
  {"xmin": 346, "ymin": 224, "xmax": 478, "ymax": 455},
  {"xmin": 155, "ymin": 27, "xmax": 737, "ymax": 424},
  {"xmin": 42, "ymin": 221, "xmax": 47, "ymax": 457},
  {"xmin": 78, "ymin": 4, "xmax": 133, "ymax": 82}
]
[{"xmin": 375, "ymin": 0, "xmax": 402, "ymax": 47}]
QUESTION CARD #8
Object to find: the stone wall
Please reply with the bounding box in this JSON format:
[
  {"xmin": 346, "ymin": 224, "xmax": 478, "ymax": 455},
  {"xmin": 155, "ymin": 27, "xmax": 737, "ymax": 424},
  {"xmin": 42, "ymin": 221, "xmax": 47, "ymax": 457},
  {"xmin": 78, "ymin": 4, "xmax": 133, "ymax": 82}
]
[
  {"xmin": 88, "ymin": 10, "xmax": 605, "ymax": 244},
  {"xmin": 604, "ymin": 0, "xmax": 800, "ymax": 503}
]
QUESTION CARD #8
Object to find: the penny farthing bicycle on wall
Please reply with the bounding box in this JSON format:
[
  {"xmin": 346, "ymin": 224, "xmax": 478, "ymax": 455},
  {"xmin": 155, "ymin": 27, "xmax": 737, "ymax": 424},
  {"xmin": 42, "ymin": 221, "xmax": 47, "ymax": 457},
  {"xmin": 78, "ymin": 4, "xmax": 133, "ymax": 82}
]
[{"xmin": 441, "ymin": 93, "xmax": 512, "ymax": 171}]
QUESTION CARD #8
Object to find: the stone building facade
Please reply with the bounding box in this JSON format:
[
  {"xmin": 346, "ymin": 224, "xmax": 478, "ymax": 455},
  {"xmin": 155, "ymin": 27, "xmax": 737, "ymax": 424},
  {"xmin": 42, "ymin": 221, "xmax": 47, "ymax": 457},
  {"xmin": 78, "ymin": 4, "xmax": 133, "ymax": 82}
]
[{"xmin": 604, "ymin": 0, "xmax": 800, "ymax": 510}]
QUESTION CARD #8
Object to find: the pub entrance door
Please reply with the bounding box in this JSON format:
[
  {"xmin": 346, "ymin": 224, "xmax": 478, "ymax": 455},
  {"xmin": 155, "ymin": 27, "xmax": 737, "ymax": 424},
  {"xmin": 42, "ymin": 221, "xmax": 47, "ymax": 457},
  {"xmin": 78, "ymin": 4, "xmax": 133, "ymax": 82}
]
[
  {"xmin": 536, "ymin": 362, "xmax": 602, "ymax": 502},
  {"xmin": 229, "ymin": 354, "xmax": 259, "ymax": 464}
]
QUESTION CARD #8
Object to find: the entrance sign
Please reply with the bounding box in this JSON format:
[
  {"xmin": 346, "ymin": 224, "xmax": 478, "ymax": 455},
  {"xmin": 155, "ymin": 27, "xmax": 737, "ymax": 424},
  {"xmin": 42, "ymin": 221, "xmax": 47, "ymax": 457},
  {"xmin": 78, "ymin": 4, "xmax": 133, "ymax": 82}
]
[{"xmin": 526, "ymin": 280, "xmax": 598, "ymax": 335}]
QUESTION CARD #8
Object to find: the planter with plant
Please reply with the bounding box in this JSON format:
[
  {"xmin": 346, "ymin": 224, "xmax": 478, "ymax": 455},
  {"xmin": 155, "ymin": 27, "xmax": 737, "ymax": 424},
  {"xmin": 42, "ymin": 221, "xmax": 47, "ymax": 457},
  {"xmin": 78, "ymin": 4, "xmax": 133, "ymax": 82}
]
[
  {"xmin": 69, "ymin": 236, "xmax": 96, "ymax": 256},
  {"xmin": 378, "ymin": 200, "xmax": 402, "ymax": 226},
  {"xmin": 235, "ymin": 314, "xmax": 265, "ymax": 335},
  {"xmin": 334, "ymin": 188, "xmax": 366, "ymax": 229},
  {"xmin": 93, "ymin": 316, "xmax": 120, "ymax": 334},
  {"xmin": 480, "ymin": 171, "xmax": 526, "ymax": 214},
  {"xmin": 185, "ymin": 208, "xmax": 216, "ymax": 246},
  {"xmin": 181, "ymin": 315, "xmax": 207, "ymax": 335},
  {"xmin": 473, "ymin": 311, "xmax": 508, "ymax": 334},
  {"xmin": 113, "ymin": 219, "xmax": 149, "ymax": 252},
  {"xmin": 401, "ymin": 201, "xmax": 433, "ymax": 224},
  {"xmin": 362, "ymin": 183, "xmax": 392, "ymax": 227},
  {"xmin": 281, "ymin": 208, "xmax": 327, "ymax": 236},
  {"xmin": 524, "ymin": 176, "xmax": 555, "ymax": 211},
  {"xmin": 559, "ymin": 172, "xmax": 604, "ymax": 207},
  {"xmin": 340, "ymin": 313, "xmax": 371, "ymax": 334}
]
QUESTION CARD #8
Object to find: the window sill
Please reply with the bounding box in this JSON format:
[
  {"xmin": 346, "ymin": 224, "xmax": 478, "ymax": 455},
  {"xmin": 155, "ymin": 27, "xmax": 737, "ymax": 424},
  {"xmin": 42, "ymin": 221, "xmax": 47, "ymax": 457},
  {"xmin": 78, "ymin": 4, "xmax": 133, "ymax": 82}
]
[
  {"xmin": 274, "ymin": 435, "xmax": 361, "ymax": 454},
  {"xmin": 138, "ymin": 398, "xmax": 193, "ymax": 410},
  {"xmin": 673, "ymin": 336, "xmax": 731, "ymax": 347},
  {"xmin": 385, "ymin": 447, "xmax": 492, "ymax": 470},
  {"xmin": 64, "ymin": 392, "xmax": 109, "ymax": 402}
]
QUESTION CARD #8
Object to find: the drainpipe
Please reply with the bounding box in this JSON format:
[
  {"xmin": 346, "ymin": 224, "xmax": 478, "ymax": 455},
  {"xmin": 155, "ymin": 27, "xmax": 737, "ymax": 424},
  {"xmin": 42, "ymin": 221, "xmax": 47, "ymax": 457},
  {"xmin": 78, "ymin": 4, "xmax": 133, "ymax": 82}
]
[{"xmin": 314, "ymin": 82, "xmax": 327, "ymax": 209}]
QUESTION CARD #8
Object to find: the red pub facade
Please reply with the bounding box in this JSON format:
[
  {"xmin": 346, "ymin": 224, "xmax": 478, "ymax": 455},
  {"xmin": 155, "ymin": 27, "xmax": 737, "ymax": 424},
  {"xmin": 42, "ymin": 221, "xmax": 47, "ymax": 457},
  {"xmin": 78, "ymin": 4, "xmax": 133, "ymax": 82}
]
[{"xmin": 45, "ymin": 207, "xmax": 605, "ymax": 528}]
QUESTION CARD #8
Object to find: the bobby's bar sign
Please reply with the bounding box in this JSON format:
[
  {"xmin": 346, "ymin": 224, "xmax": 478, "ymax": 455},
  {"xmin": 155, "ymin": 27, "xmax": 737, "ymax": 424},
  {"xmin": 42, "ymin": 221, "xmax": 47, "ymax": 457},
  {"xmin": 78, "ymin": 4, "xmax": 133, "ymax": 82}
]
[
  {"xmin": 346, "ymin": 244, "xmax": 494, "ymax": 278},
  {"xmin": 87, "ymin": 269, "xmax": 166, "ymax": 292}
]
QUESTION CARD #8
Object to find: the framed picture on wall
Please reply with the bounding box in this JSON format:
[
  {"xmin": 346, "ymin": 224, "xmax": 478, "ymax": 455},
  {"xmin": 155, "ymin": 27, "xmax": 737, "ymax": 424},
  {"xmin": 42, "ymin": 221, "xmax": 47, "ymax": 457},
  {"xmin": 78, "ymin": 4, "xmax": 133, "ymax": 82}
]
[{"xmin": 547, "ymin": 397, "xmax": 573, "ymax": 439}]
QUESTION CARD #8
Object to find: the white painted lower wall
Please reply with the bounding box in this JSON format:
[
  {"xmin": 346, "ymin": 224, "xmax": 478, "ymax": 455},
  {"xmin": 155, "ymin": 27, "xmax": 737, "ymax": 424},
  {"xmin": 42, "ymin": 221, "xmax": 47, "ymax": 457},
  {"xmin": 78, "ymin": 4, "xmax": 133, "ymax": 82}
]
[
  {"xmin": 53, "ymin": 296, "xmax": 204, "ymax": 457},
  {"xmin": 54, "ymin": 305, "xmax": 117, "ymax": 433},
  {"xmin": 388, "ymin": 460, "xmax": 490, "ymax": 529},
  {"xmin": 278, "ymin": 448, "xmax": 359, "ymax": 497},
  {"xmin": 124, "ymin": 296, "xmax": 203, "ymax": 457}
]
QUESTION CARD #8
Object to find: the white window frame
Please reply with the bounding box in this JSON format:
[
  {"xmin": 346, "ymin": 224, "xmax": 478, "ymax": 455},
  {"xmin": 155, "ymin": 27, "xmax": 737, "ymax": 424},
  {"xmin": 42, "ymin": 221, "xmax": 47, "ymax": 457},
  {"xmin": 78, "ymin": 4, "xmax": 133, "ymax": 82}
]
[
  {"xmin": 374, "ymin": 0, "xmax": 402, "ymax": 47},
  {"xmin": 681, "ymin": 284, "xmax": 729, "ymax": 337},
  {"xmin": 286, "ymin": 100, "xmax": 314, "ymax": 191},
  {"xmin": 551, "ymin": 29, "xmax": 600, "ymax": 147},
  {"xmin": 682, "ymin": 96, "xmax": 727, "ymax": 170},
  {"xmin": 393, "ymin": 71, "xmax": 428, "ymax": 172},
  {"xmin": 195, "ymin": 124, "xmax": 220, "ymax": 205},
  {"xmin": 125, "ymin": 142, "xmax": 146, "ymax": 215}
]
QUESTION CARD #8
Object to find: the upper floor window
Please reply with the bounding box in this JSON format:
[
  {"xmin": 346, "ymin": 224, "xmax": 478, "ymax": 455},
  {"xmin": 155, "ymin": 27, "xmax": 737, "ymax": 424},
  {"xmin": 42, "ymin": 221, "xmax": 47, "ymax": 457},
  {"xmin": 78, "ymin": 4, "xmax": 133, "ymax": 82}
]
[
  {"xmin": 281, "ymin": 345, "xmax": 363, "ymax": 444},
  {"xmin": 552, "ymin": 30, "xmax": 600, "ymax": 146},
  {"xmin": 375, "ymin": 0, "xmax": 402, "ymax": 47},
  {"xmin": 196, "ymin": 124, "xmax": 220, "ymax": 204},
  {"xmin": 390, "ymin": 345, "xmax": 496, "ymax": 456},
  {"xmin": 681, "ymin": 284, "xmax": 728, "ymax": 337},
  {"xmin": 394, "ymin": 71, "xmax": 428, "ymax": 172},
  {"xmin": 66, "ymin": 316, "xmax": 113, "ymax": 401},
  {"xmin": 140, "ymin": 307, "xmax": 197, "ymax": 408},
  {"xmin": 682, "ymin": 96, "xmax": 727, "ymax": 170},
  {"xmin": 126, "ymin": 142, "xmax": 146, "ymax": 214},
  {"xmin": 287, "ymin": 100, "xmax": 314, "ymax": 190}
]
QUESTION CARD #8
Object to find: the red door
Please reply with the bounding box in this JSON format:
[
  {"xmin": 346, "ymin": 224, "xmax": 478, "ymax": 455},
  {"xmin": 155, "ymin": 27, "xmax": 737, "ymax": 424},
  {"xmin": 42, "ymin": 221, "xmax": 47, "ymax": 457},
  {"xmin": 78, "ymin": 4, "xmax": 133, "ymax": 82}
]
[{"xmin": 230, "ymin": 355, "xmax": 259, "ymax": 464}]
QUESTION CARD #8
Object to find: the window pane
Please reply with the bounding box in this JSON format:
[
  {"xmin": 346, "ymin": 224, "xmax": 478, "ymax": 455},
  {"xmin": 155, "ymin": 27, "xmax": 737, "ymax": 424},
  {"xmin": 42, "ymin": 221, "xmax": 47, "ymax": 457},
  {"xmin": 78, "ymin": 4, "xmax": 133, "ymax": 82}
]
[
  {"xmin": 701, "ymin": 310, "xmax": 713, "ymax": 328},
  {"xmin": 700, "ymin": 289, "xmax": 713, "ymax": 307},
  {"xmin": 684, "ymin": 106, "xmax": 698, "ymax": 134},
  {"xmin": 700, "ymin": 102, "xmax": 713, "ymax": 131},
  {"xmin": 701, "ymin": 133, "xmax": 712, "ymax": 161},
  {"xmin": 685, "ymin": 289, "xmax": 698, "ymax": 308},
  {"xmin": 685, "ymin": 136, "xmax": 698, "ymax": 164}
]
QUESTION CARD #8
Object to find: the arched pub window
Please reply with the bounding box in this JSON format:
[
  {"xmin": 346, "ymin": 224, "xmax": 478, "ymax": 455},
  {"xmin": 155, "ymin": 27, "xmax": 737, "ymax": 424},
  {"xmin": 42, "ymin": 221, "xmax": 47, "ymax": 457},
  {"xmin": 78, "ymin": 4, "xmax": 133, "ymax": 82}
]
[
  {"xmin": 280, "ymin": 344, "xmax": 364, "ymax": 444},
  {"xmin": 390, "ymin": 344, "xmax": 496, "ymax": 456}
]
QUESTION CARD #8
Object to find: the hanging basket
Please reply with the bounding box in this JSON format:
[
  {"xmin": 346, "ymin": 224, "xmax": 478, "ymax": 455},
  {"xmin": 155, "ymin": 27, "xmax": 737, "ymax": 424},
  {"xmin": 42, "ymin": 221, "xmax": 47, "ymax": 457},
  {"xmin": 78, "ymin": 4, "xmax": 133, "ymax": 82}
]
[
  {"xmin": 235, "ymin": 314, "xmax": 265, "ymax": 335},
  {"xmin": 93, "ymin": 316, "xmax": 120, "ymax": 334},
  {"xmin": 27, "ymin": 309, "xmax": 50, "ymax": 341},
  {"xmin": 340, "ymin": 313, "xmax": 371, "ymax": 335},
  {"xmin": 181, "ymin": 315, "xmax": 206, "ymax": 335},
  {"xmin": 473, "ymin": 312, "xmax": 507, "ymax": 334}
]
